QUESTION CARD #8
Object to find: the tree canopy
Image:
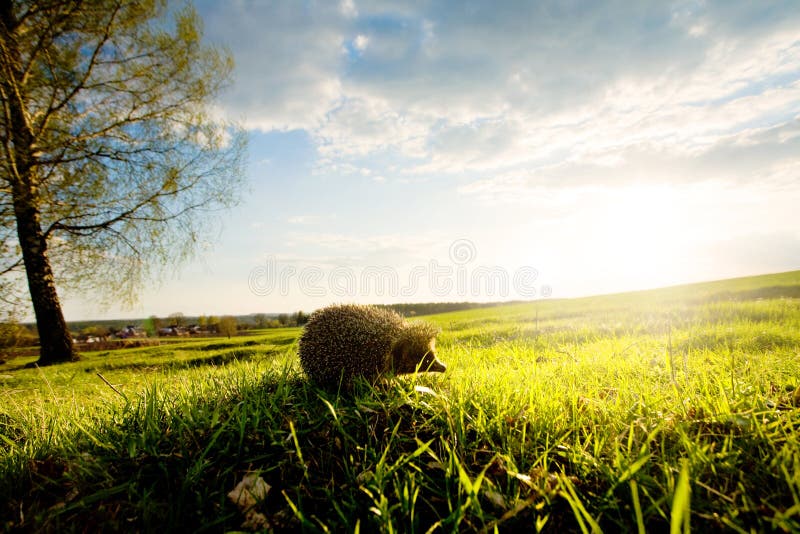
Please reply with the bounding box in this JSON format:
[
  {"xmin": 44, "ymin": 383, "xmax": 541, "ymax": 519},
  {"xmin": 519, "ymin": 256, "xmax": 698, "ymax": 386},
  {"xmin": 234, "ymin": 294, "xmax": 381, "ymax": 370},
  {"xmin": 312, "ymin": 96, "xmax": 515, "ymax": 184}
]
[{"xmin": 0, "ymin": 0, "xmax": 246, "ymax": 364}]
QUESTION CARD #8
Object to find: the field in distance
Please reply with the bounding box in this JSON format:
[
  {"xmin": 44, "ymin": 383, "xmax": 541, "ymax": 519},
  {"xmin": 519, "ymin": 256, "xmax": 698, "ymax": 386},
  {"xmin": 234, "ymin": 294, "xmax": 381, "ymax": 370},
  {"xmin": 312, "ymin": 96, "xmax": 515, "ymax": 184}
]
[{"xmin": 1, "ymin": 271, "xmax": 799, "ymax": 531}]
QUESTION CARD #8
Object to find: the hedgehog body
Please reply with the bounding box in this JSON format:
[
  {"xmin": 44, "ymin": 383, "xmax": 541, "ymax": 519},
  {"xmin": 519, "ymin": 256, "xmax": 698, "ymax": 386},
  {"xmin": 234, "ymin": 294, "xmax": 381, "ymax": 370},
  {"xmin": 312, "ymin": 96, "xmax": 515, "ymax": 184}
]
[{"xmin": 298, "ymin": 304, "xmax": 445, "ymax": 387}]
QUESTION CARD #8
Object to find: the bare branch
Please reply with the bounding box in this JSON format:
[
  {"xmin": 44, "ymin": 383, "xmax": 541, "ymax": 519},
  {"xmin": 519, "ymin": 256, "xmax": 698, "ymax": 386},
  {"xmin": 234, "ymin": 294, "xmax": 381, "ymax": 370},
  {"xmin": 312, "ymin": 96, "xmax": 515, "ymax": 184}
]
[
  {"xmin": 0, "ymin": 256, "xmax": 23, "ymax": 276},
  {"xmin": 34, "ymin": 2, "xmax": 122, "ymax": 137}
]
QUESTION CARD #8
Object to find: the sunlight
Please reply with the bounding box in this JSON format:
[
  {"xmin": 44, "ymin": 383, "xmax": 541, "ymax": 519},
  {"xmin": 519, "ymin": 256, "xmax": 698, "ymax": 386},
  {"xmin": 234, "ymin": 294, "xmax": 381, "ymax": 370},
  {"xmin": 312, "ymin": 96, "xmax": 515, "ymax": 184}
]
[
  {"xmin": 589, "ymin": 185, "xmax": 695, "ymax": 289},
  {"xmin": 504, "ymin": 184, "xmax": 704, "ymax": 299}
]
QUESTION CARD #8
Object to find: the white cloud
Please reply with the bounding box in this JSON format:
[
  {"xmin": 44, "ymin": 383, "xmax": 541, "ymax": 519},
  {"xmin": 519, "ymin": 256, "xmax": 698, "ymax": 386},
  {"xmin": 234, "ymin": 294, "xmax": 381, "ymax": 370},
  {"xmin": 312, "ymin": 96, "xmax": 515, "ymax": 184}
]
[
  {"xmin": 353, "ymin": 34, "xmax": 369, "ymax": 51},
  {"xmin": 199, "ymin": 1, "xmax": 800, "ymax": 188},
  {"xmin": 198, "ymin": 1, "xmax": 348, "ymax": 131},
  {"xmin": 313, "ymin": 96, "xmax": 428, "ymax": 159},
  {"xmin": 339, "ymin": 0, "xmax": 357, "ymax": 18},
  {"xmin": 458, "ymin": 118, "xmax": 800, "ymax": 204}
]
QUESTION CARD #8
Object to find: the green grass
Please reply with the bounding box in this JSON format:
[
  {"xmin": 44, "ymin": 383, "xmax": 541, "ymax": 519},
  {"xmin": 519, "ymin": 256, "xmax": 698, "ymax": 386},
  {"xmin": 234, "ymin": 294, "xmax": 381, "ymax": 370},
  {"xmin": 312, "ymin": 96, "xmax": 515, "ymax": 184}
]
[{"xmin": 2, "ymin": 271, "xmax": 800, "ymax": 532}]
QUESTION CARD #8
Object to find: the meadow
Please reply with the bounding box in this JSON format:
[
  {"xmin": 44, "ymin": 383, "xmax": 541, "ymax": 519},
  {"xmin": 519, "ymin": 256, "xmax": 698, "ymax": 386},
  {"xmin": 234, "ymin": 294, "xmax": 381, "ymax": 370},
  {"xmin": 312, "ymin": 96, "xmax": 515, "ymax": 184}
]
[{"xmin": 1, "ymin": 271, "xmax": 799, "ymax": 532}]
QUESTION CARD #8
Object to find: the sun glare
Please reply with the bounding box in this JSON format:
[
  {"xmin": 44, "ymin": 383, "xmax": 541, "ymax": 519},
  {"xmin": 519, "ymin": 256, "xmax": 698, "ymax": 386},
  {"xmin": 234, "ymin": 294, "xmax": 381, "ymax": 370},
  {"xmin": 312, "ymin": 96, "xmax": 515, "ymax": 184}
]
[{"xmin": 590, "ymin": 186, "xmax": 694, "ymax": 289}]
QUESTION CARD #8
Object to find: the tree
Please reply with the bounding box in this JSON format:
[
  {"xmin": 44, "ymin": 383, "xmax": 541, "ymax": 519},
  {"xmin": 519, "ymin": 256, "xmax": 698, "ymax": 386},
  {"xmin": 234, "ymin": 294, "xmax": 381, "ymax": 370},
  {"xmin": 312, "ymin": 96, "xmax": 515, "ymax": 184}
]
[
  {"xmin": 143, "ymin": 315, "xmax": 161, "ymax": 337},
  {"xmin": 0, "ymin": 319, "xmax": 33, "ymax": 348},
  {"xmin": 0, "ymin": 1, "xmax": 246, "ymax": 365},
  {"xmin": 218, "ymin": 315, "xmax": 237, "ymax": 339},
  {"xmin": 253, "ymin": 313, "xmax": 268, "ymax": 329},
  {"xmin": 277, "ymin": 313, "xmax": 289, "ymax": 326},
  {"xmin": 293, "ymin": 311, "xmax": 309, "ymax": 326},
  {"xmin": 168, "ymin": 312, "xmax": 186, "ymax": 328}
]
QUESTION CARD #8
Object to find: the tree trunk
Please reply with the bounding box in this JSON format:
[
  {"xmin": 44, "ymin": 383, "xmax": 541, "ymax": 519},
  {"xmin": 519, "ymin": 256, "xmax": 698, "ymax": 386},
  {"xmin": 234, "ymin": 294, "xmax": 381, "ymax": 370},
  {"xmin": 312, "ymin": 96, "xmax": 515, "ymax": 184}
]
[
  {"xmin": 12, "ymin": 182, "xmax": 77, "ymax": 365},
  {"xmin": 2, "ymin": 5, "xmax": 76, "ymax": 365}
]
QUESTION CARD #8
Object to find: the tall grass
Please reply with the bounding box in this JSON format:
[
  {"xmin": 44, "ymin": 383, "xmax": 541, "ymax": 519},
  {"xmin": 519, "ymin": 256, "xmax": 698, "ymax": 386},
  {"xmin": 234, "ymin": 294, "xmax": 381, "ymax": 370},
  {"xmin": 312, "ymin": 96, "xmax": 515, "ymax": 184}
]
[{"xmin": 1, "ymin": 272, "xmax": 799, "ymax": 531}]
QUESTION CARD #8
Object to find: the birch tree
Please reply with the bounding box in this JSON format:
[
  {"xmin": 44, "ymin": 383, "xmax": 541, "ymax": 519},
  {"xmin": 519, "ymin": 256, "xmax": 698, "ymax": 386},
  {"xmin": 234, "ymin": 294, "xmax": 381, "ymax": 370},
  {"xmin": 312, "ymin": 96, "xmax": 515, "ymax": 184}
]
[{"xmin": 0, "ymin": 0, "xmax": 245, "ymax": 364}]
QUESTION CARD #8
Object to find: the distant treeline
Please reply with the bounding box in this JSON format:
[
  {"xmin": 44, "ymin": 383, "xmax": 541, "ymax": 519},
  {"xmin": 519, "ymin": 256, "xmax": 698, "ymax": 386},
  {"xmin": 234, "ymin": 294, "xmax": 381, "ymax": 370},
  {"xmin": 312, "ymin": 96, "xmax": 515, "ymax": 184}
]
[
  {"xmin": 376, "ymin": 301, "xmax": 518, "ymax": 317},
  {"xmin": 59, "ymin": 303, "xmax": 513, "ymax": 334}
]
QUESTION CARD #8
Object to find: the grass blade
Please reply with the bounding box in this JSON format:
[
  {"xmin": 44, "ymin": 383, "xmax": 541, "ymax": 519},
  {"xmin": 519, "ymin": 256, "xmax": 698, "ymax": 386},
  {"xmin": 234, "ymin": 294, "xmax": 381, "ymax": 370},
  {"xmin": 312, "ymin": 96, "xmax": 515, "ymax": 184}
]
[{"xmin": 670, "ymin": 460, "xmax": 691, "ymax": 534}]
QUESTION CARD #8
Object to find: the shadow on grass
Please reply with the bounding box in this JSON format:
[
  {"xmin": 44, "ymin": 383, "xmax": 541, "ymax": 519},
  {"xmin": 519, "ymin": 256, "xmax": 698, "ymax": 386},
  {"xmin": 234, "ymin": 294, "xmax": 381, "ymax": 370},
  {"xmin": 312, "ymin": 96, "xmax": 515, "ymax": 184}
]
[
  {"xmin": 82, "ymin": 348, "xmax": 286, "ymax": 374},
  {"xmin": 184, "ymin": 336, "xmax": 297, "ymax": 353},
  {"xmin": 0, "ymin": 357, "xmax": 38, "ymax": 373},
  {"xmin": 0, "ymin": 367, "xmax": 591, "ymax": 533}
]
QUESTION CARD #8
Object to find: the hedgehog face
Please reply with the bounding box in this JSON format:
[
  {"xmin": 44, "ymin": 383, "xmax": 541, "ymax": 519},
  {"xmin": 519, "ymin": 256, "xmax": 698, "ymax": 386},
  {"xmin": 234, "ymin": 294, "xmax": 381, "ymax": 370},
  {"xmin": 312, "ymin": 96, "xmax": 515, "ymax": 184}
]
[
  {"xmin": 419, "ymin": 338, "xmax": 446, "ymax": 373},
  {"xmin": 392, "ymin": 336, "xmax": 446, "ymax": 375}
]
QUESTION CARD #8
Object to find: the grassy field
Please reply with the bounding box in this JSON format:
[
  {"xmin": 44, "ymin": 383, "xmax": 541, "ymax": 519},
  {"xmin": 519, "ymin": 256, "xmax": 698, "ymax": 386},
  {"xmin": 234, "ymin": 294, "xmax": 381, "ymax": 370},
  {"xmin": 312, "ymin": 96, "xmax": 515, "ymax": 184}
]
[{"xmin": 1, "ymin": 271, "xmax": 799, "ymax": 532}]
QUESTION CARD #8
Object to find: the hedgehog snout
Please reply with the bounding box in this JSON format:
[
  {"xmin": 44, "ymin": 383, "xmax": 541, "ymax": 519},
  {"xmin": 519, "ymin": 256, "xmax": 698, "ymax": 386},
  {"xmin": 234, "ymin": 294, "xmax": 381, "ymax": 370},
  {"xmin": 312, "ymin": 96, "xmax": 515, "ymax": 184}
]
[
  {"xmin": 425, "ymin": 356, "xmax": 446, "ymax": 373},
  {"xmin": 430, "ymin": 359, "xmax": 446, "ymax": 373}
]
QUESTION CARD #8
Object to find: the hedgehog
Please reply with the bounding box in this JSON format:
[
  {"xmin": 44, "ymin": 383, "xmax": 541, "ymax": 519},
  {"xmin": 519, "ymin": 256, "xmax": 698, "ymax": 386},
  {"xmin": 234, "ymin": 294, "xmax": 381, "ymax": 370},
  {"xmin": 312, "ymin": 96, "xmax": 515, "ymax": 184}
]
[{"xmin": 298, "ymin": 304, "xmax": 446, "ymax": 388}]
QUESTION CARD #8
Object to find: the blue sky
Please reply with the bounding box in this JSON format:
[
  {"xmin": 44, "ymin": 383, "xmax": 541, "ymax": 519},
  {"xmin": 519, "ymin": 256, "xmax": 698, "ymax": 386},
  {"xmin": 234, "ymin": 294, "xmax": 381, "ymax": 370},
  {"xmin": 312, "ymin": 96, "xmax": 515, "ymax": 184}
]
[{"xmin": 65, "ymin": 0, "xmax": 800, "ymax": 320}]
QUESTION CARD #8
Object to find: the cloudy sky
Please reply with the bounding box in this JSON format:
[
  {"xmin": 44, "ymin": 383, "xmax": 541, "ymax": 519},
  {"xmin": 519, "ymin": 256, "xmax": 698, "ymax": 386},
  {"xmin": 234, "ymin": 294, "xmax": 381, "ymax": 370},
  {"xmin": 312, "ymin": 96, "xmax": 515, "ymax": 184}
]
[{"xmin": 66, "ymin": 0, "xmax": 800, "ymax": 320}]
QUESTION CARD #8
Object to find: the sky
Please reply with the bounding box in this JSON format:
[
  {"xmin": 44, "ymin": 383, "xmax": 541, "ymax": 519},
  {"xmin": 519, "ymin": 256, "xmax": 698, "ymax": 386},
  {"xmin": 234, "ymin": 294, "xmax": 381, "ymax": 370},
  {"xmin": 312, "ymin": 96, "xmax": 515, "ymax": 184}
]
[{"xmin": 64, "ymin": 0, "xmax": 800, "ymax": 320}]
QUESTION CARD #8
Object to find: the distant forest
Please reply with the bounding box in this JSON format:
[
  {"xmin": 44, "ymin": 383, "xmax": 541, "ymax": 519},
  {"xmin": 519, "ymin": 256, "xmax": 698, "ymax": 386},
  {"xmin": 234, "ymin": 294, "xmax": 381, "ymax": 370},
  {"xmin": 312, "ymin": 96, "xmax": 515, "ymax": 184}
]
[
  {"xmin": 62, "ymin": 301, "xmax": 514, "ymax": 330},
  {"xmin": 377, "ymin": 301, "xmax": 520, "ymax": 317}
]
